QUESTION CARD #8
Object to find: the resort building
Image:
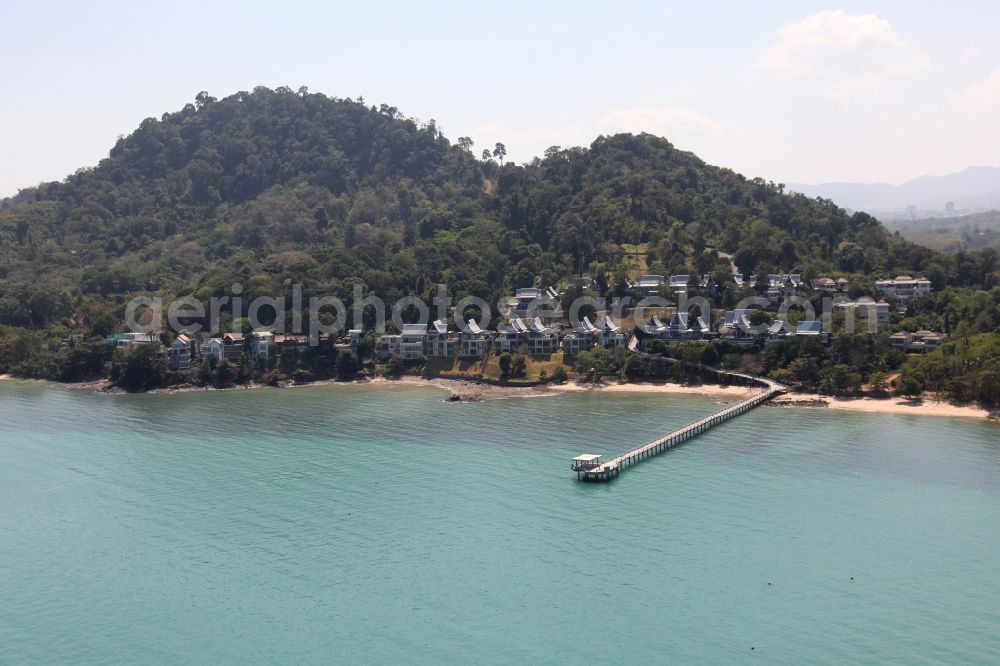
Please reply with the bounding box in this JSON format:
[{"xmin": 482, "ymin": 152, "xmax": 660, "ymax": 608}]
[
  {"xmin": 765, "ymin": 320, "xmax": 795, "ymax": 341},
  {"xmin": 812, "ymin": 277, "xmax": 849, "ymax": 293},
  {"xmin": 634, "ymin": 275, "xmax": 664, "ymax": 297},
  {"xmin": 719, "ymin": 309, "xmax": 756, "ymax": 343},
  {"xmin": 199, "ymin": 338, "xmax": 224, "ymax": 363},
  {"xmin": 765, "ymin": 274, "xmax": 800, "ymax": 303},
  {"xmin": 494, "ymin": 320, "xmax": 524, "ymax": 354},
  {"xmin": 375, "ymin": 334, "xmax": 401, "ymax": 359},
  {"xmin": 107, "ymin": 332, "xmax": 158, "ymax": 349},
  {"xmin": 600, "ymin": 318, "xmax": 627, "ymax": 348},
  {"xmin": 461, "ymin": 320, "xmax": 492, "ymax": 358},
  {"xmin": 251, "ymin": 331, "xmax": 273, "ymax": 360},
  {"xmin": 795, "ymin": 320, "xmax": 823, "ymax": 338},
  {"xmin": 400, "ymin": 324, "xmax": 428, "ymax": 360},
  {"xmin": 526, "ymin": 317, "xmax": 559, "ymax": 355},
  {"xmin": 222, "ymin": 333, "xmax": 245, "ymax": 361},
  {"xmin": 169, "ymin": 334, "xmax": 194, "ymax": 370},
  {"xmin": 425, "ymin": 320, "xmax": 456, "ymax": 358},
  {"xmin": 874, "ymin": 276, "xmax": 933, "ymax": 302},
  {"xmin": 670, "ymin": 275, "xmax": 690, "ymax": 295},
  {"xmin": 835, "ymin": 297, "xmax": 890, "ymax": 325},
  {"xmin": 334, "ymin": 329, "xmax": 363, "ymax": 353},
  {"xmin": 513, "ymin": 288, "xmax": 557, "ymax": 317},
  {"xmin": 697, "ymin": 274, "xmax": 718, "ymax": 296},
  {"xmin": 890, "ymin": 330, "xmax": 947, "ymax": 353},
  {"xmin": 641, "ymin": 312, "xmax": 709, "ymax": 346},
  {"xmin": 562, "ymin": 317, "xmax": 598, "ymax": 355}
]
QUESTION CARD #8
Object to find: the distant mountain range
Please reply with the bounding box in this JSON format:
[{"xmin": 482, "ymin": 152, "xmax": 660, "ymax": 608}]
[{"xmin": 789, "ymin": 166, "xmax": 1000, "ymax": 219}]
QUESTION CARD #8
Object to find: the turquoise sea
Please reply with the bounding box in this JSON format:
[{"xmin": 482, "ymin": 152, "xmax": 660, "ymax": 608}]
[{"xmin": 1, "ymin": 380, "xmax": 999, "ymax": 664}]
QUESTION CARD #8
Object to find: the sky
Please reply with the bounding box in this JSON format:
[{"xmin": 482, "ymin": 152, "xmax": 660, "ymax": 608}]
[{"xmin": 2, "ymin": 1, "xmax": 1000, "ymax": 197}]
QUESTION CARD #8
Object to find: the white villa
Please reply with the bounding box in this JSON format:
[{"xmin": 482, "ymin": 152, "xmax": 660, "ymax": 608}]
[
  {"xmin": 425, "ymin": 319, "xmax": 456, "ymax": 358},
  {"xmin": 875, "ymin": 276, "xmax": 932, "ymax": 302},
  {"xmin": 600, "ymin": 318, "xmax": 627, "ymax": 348},
  {"xmin": 251, "ymin": 331, "xmax": 273, "ymax": 360},
  {"xmin": 527, "ymin": 317, "xmax": 559, "ymax": 355},
  {"xmin": 461, "ymin": 320, "xmax": 492, "ymax": 358},
  {"xmin": 199, "ymin": 338, "xmax": 224, "ymax": 363},
  {"xmin": 494, "ymin": 320, "xmax": 524, "ymax": 354},
  {"xmin": 835, "ymin": 297, "xmax": 890, "ymax": 324},
  {"xmin": 169, "ymin": 334, "xmax": 194, "ymax": 370},
  {"xmin": 562, "ymin": 316, "xmax": 599, "ymax": 355}
]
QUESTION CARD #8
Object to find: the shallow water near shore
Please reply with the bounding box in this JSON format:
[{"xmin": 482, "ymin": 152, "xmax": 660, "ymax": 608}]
[{"xmin": 1, "ymin": 380, "xmax": 999, "ymax": 664}]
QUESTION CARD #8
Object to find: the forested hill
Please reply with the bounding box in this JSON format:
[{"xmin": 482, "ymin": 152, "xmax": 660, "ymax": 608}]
[{"xmin": 0, "ymin": 86, "xmax": 989, "ymax": 330}]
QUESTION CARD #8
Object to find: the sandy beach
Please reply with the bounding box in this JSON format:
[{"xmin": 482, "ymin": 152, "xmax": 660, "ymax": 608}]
[
  {"xmin": 773, "ymin": 392, "xmax": 995, "ymax": 421},
  {"xmin": 2, "ymin": 371, "xmax": 995, "ymax": 421}
]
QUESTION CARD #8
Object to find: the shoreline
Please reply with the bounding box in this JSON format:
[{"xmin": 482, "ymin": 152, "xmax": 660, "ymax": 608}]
[
  {"xmin": 2, "ymin": 372, "xmax": 995, "ymax": 421},
  {"xmin": 772, "ymin": 392, "xmax": 995, "ymax": 421}
]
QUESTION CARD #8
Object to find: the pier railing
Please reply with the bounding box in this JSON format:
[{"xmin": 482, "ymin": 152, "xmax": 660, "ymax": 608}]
[{"xmin": 573, "ymin": 365, "xmax": 786, "ymax": 482}]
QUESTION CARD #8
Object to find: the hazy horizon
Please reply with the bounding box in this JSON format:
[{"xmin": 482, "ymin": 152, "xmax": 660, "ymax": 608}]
[{"xmin": 3, "ymin": 1, "xmax": 1000, "ymax": 197}]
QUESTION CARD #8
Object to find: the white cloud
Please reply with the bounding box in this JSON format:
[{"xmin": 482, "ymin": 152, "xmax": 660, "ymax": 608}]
[
  {"xmin": 955, "ymin": 67, "xmax": 1000, "ymax": 111},
  {"xmin": 962, "ymin": 46, "xmax": 982, "ymax": 61},
  {"xmin": 755, "ymin": 10, "xmax": 932, "ymax": 100}
]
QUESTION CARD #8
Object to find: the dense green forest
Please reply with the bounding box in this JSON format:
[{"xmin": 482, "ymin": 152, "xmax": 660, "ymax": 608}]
[{"xmin": 0, "ymin": 87, "xmax": 998, "ymax": 403}]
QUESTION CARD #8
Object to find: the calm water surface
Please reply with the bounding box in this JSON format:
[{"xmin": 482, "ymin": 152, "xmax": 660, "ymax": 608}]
[{"xmin": 1, "ymin": 380, "xmax": 998, "ymax": 664}]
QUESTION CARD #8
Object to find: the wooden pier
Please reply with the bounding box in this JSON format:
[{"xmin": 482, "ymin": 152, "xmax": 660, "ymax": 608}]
[{"xmin": 572, "ymin": 372, "xmax": 786, "ymax": 482}]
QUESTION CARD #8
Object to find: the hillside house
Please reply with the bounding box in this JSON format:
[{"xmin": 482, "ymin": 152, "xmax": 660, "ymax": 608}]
[
  {"xmin": 634, "ymin": 275, "xmax": 664, "ymax": 298},
  {"xmin": 890, "ymin": 330, "xmax": 947, "ymax": 353},
  {"xmin": 670, "ymin": 275, "xmax": 690, "ymax": 295},
  {"xmin": 875, "ymin": 276, "xmax": 932, "ymax": 303},
  {"xmin": 169, "ymin": 334, "xmax": 194, "ymax": 370},
  {"xmin": 199, "ymin": 338, "xmax": 224, "ymax": 363}
]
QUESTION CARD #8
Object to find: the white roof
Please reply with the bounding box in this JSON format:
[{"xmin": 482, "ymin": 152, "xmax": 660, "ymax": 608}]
[
  {"xmin": 603, "ymin": 318, "xmax": 621, "ymax": 333},
  {"xmin": 637, "ymin": 275, "xmax": 663, "ymax": 287},
  {"xmin": 516, "ymin": 288, "xmax": 541, "ymax": 299},
  {"xmin": 467, "ymin": 319, "xmax": 483, "ymax": 335},
  {"xmin": 432, "ymin": 319, "xmax": 448, "ymax": 334},
  {"xmin": 401, "ymin": 323, "xmax": 427, "ymax": 335},
  {"xmin": 573, "ymin": 454, "xmax": 601, "ymax": 462}
]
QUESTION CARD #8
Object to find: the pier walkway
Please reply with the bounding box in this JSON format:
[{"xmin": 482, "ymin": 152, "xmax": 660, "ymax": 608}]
[{"xmin": 572, "ymin": 369, "xmax": 786, "ymax": 481}]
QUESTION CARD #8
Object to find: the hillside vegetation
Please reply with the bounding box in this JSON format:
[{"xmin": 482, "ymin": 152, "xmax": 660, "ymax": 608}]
[
  {"xmin": 0, "ymin": 87, "xmax": 998, "ymax": 405},
  {"xmin": 2, "ymin": 86, "xmax": 985, "ymax": 330}
]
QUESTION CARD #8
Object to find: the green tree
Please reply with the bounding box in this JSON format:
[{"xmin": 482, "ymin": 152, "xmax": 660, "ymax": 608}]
[
  {"xmin": 510, "ymin": 354, "xmax": 526, "ymax": 378},
  {"xmin": 498, "ymin": 352, "xmax": 512, "ymax": 378}
]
